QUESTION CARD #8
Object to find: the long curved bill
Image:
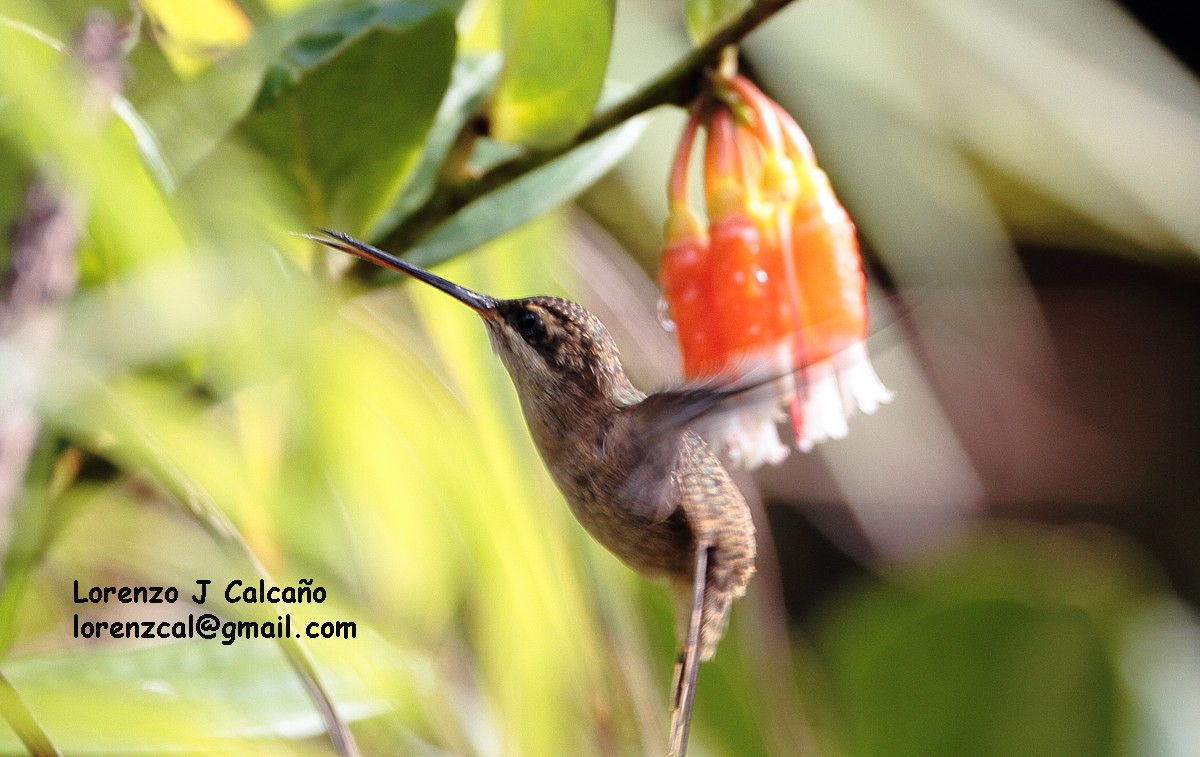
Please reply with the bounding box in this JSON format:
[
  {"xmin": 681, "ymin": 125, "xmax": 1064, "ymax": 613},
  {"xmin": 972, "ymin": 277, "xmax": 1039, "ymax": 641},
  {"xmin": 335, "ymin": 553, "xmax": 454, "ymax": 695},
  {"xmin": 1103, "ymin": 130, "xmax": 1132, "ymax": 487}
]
[{"xmin": 302, "ymin": 229, "xmax": 499, "ymax": 315}]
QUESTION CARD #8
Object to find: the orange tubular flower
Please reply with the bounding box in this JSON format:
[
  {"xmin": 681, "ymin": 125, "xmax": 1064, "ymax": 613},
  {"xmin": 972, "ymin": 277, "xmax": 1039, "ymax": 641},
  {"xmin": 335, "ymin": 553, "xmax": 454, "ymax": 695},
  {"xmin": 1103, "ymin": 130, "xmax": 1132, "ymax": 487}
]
[
  {"xmin": 703, "ymin": 107, "xmax": 784, "ymax": 368},
  {"xmin": 658, "ymin": 73, "xmax": 892, "ymax": 468},
  {"xmin": 702, "ymin": 106, "xmax": 790, "ymax": 466},
  {"xmin": 772, "ymin": 99, "xmax": 893, "ymax": 449},
  {"xmin": 660, "ymin": 112, "xmax": 720, "ymax": 378}
]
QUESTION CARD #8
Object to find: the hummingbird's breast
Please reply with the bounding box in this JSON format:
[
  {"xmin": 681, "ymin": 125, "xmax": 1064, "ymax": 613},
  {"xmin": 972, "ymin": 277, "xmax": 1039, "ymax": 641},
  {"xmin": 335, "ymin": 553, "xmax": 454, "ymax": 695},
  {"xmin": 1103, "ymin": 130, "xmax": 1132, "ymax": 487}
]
[
  {"xmin": 512, "ymin": 375, "xmax": 755, "ymax": 660},
  {"xmin": 559, "ymin": 464, "xmax": 698, "ymax": 580},
  {"xmin": 541, "ymin": 421, "xmax": 757, "ymax": 660}
]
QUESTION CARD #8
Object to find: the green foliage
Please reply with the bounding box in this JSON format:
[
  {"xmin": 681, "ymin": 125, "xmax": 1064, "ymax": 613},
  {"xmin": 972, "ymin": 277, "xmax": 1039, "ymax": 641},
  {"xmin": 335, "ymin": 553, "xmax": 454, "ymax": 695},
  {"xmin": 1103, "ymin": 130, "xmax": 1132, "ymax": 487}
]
[
  {"xmin": 1, "ymin": 1, "xmax": 1195, "ymax": 756},
  {"xmin": 406, "ymin": 98, "xmax": 645, "ymax": 267},
  {"xmin": 137, "ymin": 3, "xmax": 348, "ymax": 183},
  {"xmin": 243, "ymin": 4, "xmax": 456, "ymax": 235},
  {"xmin": 371, "ymin": 53, "xmax": 501, "ymax": 238},
  {"xmin": 0, "ymin": 635, "xmax": 393, "ymax": 753},
  {"xmin": 686, "ymin": 0, "xmax": 750, "ymax": 44},
  {"xmin": 0, "ymin": 0, "xmax": 647, "ymax": 753},
  {"xmin": 815, "ymin": 530, "xmax": 1164, "ymax": 757},
  {"xmin": 488, "ymin": 0, "xmax": 615, "ymax": 148}
]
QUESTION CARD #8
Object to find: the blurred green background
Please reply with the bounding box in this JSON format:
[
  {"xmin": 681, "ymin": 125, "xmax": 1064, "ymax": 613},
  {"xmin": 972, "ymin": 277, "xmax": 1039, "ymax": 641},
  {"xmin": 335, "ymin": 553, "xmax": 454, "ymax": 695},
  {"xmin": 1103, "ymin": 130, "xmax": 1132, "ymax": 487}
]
[{"xmin": 1, "ymin": 0, "xmax": 1198, "ymax": 754}]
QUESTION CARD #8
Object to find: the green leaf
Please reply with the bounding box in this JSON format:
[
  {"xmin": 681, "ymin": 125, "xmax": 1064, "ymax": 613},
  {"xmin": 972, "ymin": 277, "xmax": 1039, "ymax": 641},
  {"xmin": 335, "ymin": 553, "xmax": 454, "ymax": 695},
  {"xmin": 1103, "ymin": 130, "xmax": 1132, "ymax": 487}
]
[
  {"xmin": 138, "ymin": 0, "xmax": 254, "ymax": 79},
  {"xmin": 837, "ymin": 600, "xmax": 1113, "ymax": 757},
  {"xmin": 366, "ymin": 53, "xmax": 502, "ymax": 238},
  {"xmin": 686, "ymin": 0, "xmax": 750, "ymax": 44},
  {"xmin": 0, "ymin": 637, "xmax": 396, "ymax": 753},
  {"xmin": 489, "ymin": 0, "xmax": 614, "ymax": 149},
  {"xmin": 405, "ymin": 111, "xmax": 645, "ymax": 268},
  {"xmin": 815, "ymin": 532, "xmax": 1148, "ymax": 757},
  {"xmin": 252, "ymin": 2, "xmax": 458, "ymax": 110},
  {"xmin": 137, "ymin": 2, "xmax": 347, "ymax": 182},
  {"xmin": 242, "ymin": 5, "xmax": 456, "ymax": 235}
]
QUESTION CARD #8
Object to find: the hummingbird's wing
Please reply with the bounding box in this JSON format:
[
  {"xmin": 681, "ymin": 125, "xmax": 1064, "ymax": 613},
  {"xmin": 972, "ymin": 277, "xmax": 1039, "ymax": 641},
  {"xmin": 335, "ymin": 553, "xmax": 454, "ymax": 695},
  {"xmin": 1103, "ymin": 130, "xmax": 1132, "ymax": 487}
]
[
  {"xmin": 615, "ymin": 305, "xmax": 912, "ymax": 481},
  {"xmin": 607, "ymin": 386, "xmax": 738, "ymax": 524}
]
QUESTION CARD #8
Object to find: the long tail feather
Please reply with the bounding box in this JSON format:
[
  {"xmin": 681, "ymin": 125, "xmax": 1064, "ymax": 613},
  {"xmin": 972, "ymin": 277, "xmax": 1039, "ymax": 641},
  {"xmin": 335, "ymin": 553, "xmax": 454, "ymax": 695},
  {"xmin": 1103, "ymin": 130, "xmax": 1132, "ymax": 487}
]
[{"xmin": 669, "ymin": 545, "xmax": 708, "ymax": 756}]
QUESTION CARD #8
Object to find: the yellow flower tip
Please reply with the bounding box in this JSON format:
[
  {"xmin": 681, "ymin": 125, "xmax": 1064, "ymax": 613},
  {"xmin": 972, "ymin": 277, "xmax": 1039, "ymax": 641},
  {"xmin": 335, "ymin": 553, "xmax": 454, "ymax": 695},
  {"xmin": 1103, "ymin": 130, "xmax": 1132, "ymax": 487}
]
[
  {"xmin": 760, "ymin": 155, "xmax": 798, "ymax": 203},
  {"xmin": 706, "ymin": 183, "xmax": 747, "ymax": 223},
  {"xmin": 746, "ymin": 198, "xmax": 778, "ymax": 229},
  {"xmin": 664, "ymin": 205, "xmax": 708, "ymax": 246}
]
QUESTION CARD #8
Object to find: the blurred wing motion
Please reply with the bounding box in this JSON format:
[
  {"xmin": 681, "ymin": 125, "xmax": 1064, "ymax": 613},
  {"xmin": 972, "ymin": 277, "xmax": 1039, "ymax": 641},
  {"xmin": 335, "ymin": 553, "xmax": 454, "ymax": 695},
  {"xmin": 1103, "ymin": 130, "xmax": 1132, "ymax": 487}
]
[{"xmin": 615, "ymin": 309, "xmax": 907, "ymax": 507}]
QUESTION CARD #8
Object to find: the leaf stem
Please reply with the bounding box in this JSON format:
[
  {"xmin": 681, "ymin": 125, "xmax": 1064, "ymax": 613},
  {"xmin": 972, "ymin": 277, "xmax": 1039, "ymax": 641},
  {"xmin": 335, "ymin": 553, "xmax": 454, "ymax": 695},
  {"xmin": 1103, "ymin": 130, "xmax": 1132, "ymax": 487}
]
[
  {"xmin": 380, "ymin": 0, "xmax": 798, "ymax": 252},
  {"xmin": 0, "ymin": 671, "xmax": 61, "ymax": 757}
]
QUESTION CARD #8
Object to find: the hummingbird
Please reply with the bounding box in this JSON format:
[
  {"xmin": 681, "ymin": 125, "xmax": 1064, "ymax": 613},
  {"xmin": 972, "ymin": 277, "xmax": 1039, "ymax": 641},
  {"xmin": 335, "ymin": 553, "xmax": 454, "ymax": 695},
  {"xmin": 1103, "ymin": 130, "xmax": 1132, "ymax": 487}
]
[{"xmin": 305, "ymin": 230, "xmax": 756, "ymax": 757}]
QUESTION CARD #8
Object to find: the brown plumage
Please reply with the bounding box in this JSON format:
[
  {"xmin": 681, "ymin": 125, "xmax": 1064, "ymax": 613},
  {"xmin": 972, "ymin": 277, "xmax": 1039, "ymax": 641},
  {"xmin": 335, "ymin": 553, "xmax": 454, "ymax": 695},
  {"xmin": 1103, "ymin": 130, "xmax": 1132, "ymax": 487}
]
[
  {"xmin": 485, "ymin": 295, "xmax": 755, "ymax": 659},
  {"xmin": 307, "ymin": 231, "xmax": 755, "ymax": 755}
]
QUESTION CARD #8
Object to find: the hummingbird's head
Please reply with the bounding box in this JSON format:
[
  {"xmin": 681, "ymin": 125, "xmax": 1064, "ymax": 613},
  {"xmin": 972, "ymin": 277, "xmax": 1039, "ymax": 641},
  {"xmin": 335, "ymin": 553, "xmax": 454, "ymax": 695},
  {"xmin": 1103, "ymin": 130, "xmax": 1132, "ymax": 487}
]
[
  {"xmin": 484, "ymin": 296, "xmax": 626, "ymax": 399},
  {"xmin": 305, "ymin": 230, "xmax": 634, "ymax": 404}
]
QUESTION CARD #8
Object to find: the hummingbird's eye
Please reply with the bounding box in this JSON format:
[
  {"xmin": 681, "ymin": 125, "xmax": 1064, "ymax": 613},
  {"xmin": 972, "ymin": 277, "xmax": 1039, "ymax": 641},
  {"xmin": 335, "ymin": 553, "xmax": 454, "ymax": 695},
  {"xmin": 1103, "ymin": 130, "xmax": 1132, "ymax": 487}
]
[{"xmin": 513, "ymin": 309, "xmax": 547, "ymax": 341}]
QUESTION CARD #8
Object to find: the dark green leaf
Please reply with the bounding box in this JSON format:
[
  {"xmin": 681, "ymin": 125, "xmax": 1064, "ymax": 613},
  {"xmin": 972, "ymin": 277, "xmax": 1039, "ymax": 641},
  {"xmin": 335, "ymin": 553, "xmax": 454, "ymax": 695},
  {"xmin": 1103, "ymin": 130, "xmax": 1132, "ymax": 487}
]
[
  {"xmin": 367, "ymin": 53, "xmax": 502, "ymax": 238},
  {"xmin": 137, "ymin": 2, "xmax": 346, "ymax": 182},
  {"xmin": 406, "ymin": 111, "xmax": 645, "ymax": 267},
  {"xmin": 241, "ymin": 7, "xmax": 456, "ymax": 235},
  {"xmin": 253, "ymin": 2, "xmax": 457, "ymax": 109}
]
